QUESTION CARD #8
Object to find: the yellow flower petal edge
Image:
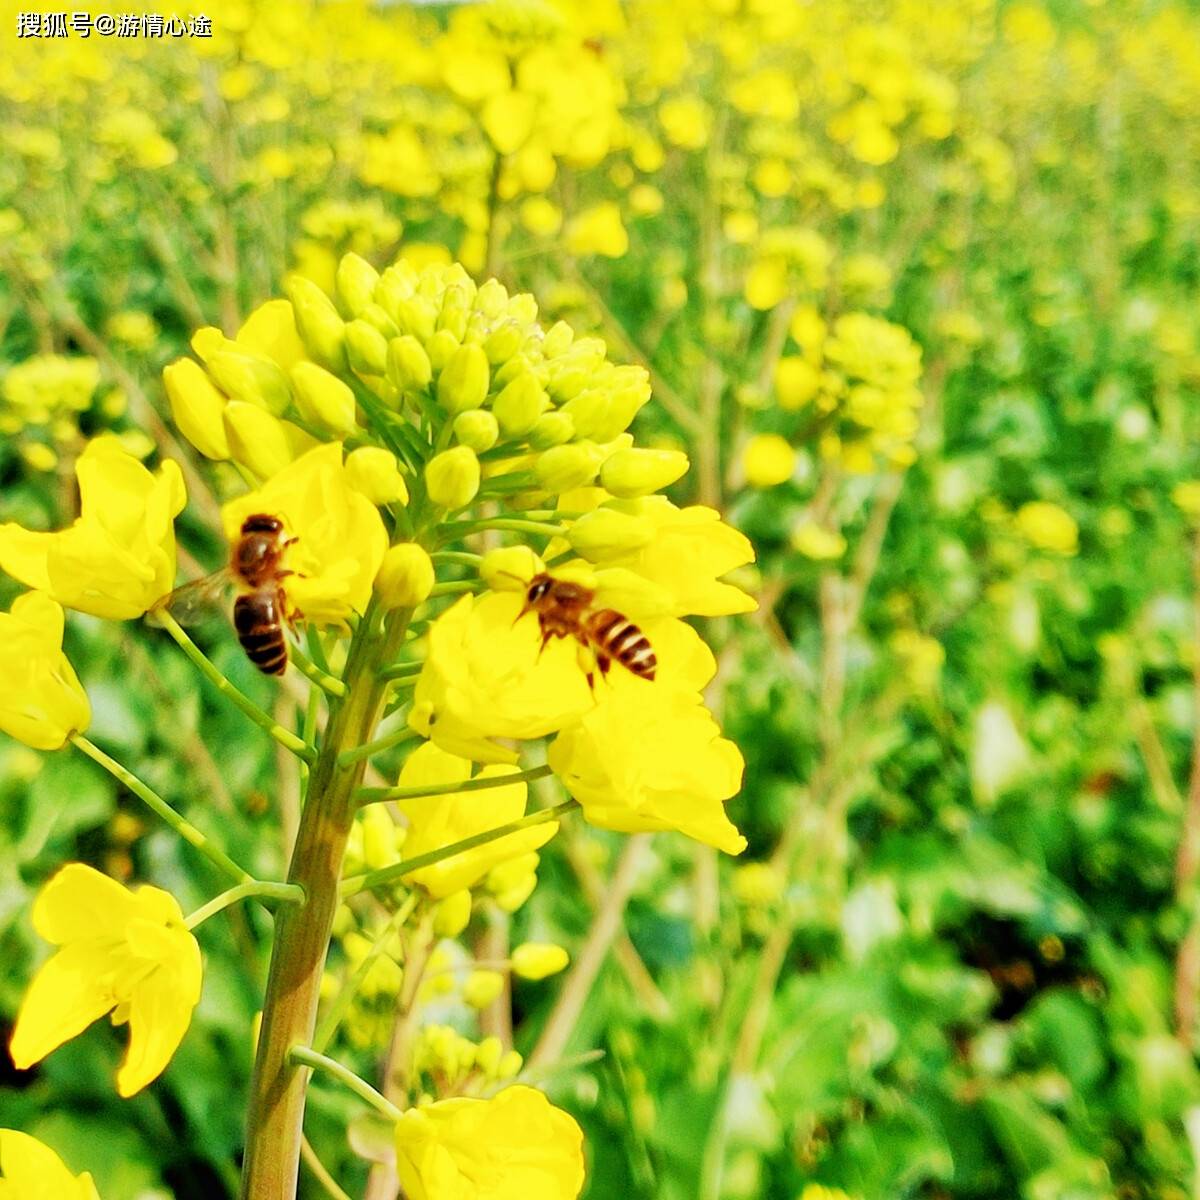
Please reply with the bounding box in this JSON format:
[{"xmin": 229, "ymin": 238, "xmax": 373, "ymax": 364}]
[
  {"xmin": 0, "ymin": 593, "xmax": 90, "ymax": 751},
  {"xmin": 9, "ymin": 864, "xmax": 202, "ymax": 1097},
  {"xmin": 0, "ymin": 436, "xmax": 185, "ymax": 620},
  {"xmin": 0, "ymin": 1130, "xmax": 99, "ymax": 1200},
  {"xmin": 394, "ymin": 1084, "xmax": 585, "ymax": 1200}
]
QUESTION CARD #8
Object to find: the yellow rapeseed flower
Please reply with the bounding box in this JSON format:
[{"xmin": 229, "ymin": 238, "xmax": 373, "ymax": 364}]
[
  {"xmin": 10, "ymin": 864, "xmax": 202, "ymax": 1097},
  {"xmin": 409, "ymin": 593, "xmax": 594, "ymax": 763},
  {"xmin": 565, "ymin": 202, "xmax": 629, "ymax": 258},
  {"xmin": 393, "ymin": 742, "xmax": 559, "ymax": 898},
  {"xmin": 394, "ymin": 1084, "xmax": 585, "ymax": 1200},
  {"xmin": 222, "ymin": 443, "xmax": 388, "ymax": 626},
  {"xmin": 0, "ymin": 1130, "xmax": 99, "ymax": 1199},
  {"xmin": 0, "ymin": 436, "xmax": 185, "ymax": 620},
  {"xmin": 0, "ymin": 593, "xmax": 90, "ymax": 751},
  {"xmin": 1015, "ymin": 500, "xmax": 1078, "ymax": 555},
  {"xmin": 741, "ymin": 434, "xmax": 797, "ymax": 487}
]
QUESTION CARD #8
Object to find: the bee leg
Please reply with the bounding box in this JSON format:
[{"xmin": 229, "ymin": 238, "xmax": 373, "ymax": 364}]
[{"xmin": 596, "ymin": 651, "xmax": 612, "ymax": 676}]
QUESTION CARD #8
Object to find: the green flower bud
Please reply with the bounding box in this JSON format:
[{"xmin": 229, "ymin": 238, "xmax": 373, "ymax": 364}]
[
  {"xmin": 345, "ymin": 319, "xmax": 390, "ymax": 376},
  {"xmin": 542, "ymin": 320, "xmax": 574, "ymax": 358},
  {"xmin": 534, "ymin": 442, "xmax": 602, "ymax": 492},
  {"xmin": 336, "ymin": 252, "xmax": 381, "ymax": 317},
  {"xmin": 493, "ymin": 372, "xmax": 547, "ymax": 437},
  {"xmin": 475, "ymin": 278, "xmax": 509, "ymax": 319},
  {"xmin": 163, "ymin": 358, "xmax": 230, "ymax": 460},
  {"xmin": 425, "ymin": 445, "xmax": 481, "ymax": 509},
  {"xmin": 437, "ymin": 284, "xmax": 470, "ymax": 342},
  {"xmin": 346, "ymin": 446, "xmax": 409, "ymax": 505},
  {"xmin": 491, "ymin": 352, "xmax": 533, "ymax": 391},
  {"xmin": 223, "ymin": 401, "xmax": 292, "ymax": 478},
  {"xmin": 206, "ymin": 351, "xmax": 291, "ymax": 416},
  {"xmin": 426, "ymin": 329, "xmax": 460, "ymax": 374},
  {"xmin": 454, "ymin": 409, "xmax": 500, "ymax": 452},
  {"xmin": 529, "ymin": 411, "xmax": 575, "ymax": 448},
  {"xmin": 567, "ymin": 508, "xmax": 654, "ymax": 560},
  {"xmin": 387, "ymin": 335, "xmax": 433, "ymax": 392},
  {"xmin": 290, "ymin": 361, "xmax": 357, "ymax": 437},
  {"xmin": 437, "ymin": 343, "xmax": 490, "ymax": 414},
  {"xmin": 484, "ymin": 320, "xmax": 523, "ymax": 365},
  {"xmin": 511, "ymin": 942, "xmax": 570, "ymax": 980},
  {"xmin": 432, "ymin": 890, "xmax": 472, "ymax": 939},
  {"xmin": 284, "ymin": 274, "xmax": 346, "ymax": 369},
  {"xmin": 600, "ymin": 447, "xmax": 690, "ymax": 497},
  {"xmin": 358, "ymin": 302, "xmax": 400, "ymax": 339},
  {"xmin": 374, "ymin": 542, "xmax": 435, "ymax": 609},
  {"xmin": 390, "ymin": 294, "xmax": 437, "ymax": 343}
]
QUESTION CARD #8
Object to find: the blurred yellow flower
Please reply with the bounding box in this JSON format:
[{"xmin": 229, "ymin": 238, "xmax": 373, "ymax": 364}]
[
  {"xmin": 10, "ymin": 864, "xmax": 201, "ymax": 1097},
  {"xmin": 1172, "ymin": 481, "xmax": 1200, "ymax": 517},
  {"xmin": 0, "ymin": 436, "xmax": 185, "ymax": 620},
  {"xmin": 565, "ymin": 202, "xmax": 629, "ymax": 258},
  {"xmin": 742, "ymin": 434, "xmax": 796, "ymax": 488},
  {"xmin": 1015, "ymin": 501, "xmax": 1078, "ymax": 555},
  {"xmin": 0, "ymin": 593, "xmax": 90, "ymax": 751},
  {"xmin": 393, "ymin": 742, "xmax": 559, "ymax": 898},
  {"xmin": 222, "ymin": 444, "xmax": 388, "ymax": 626},
  {"xmin": 511, "ymin": 942, "xmax": 570, "ymax": 980},
  {"xmin": 0, "ymin": 1130, "xmax": 98, "ymax": 1199},
  {"xmin": 394, "ymin": 1085, "xmax": 585, "ymax": 1200},
  {"xmin": 409, "ymin": 592, "xmax": 594, "ymax": 764},
  {"xmin": 792, "ymin": 521, "xmax": 847, "ymax": 560}
]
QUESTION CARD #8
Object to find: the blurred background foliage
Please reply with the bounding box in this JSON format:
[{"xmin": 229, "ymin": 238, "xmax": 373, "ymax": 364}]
[{"xmin": 3, "ymin": 0, "xmax": 1200, "ymax": 1197}]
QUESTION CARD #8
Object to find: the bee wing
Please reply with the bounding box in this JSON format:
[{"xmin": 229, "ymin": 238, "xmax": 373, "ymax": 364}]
[{"xmin": 146, "ymin": 568, "xmax": 235, "ymax": 628}]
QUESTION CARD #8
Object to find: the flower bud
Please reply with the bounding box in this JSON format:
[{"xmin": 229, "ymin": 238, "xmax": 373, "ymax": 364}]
[
  {"xmin": 463, "ymin": 970, "xmax": 505, "ymax": 1011},
  {"xmin": 484, "ymin": 320, "xmax": 523, "ymax": 365},
  {"xmin": 741, "ymin": 434, "xmax": 796, "ymax": 488},
  {"xmin": 223, "ymin": 401, "xmax": 293, "ymax": 478},
  {"xmin": 437, "ymin": 284, "xmax": 471, "ymax": 342},
  {"xmin": 475, "ymin": 1036, "xmax": 504, "ymax": 1078},
  {"xmin": 481, "ymin": 546, "xmax": 544, "ymax": 591},
  {"xmin": 542, "ymin": 320, "xmax": 574, "ymax": 358},
  {"xmin": 511, "ymin": 942, "xmax": 570, "ymax": 980},
  {"xmin": 345, "ymin": 319, "xmax": 390, "ymax": 376},
  {"xmin": 493, "ymin": 873, "xmax": 537, "ymax": 912},
  {"xmin": 346, "ymin": 446, "xmax": 409, "ymax": 505},
  {"xmin": 493, "ymin": 373, "xmax": 547, "ymax": 437},
  {"xmin": 336, "ymin": 252, "xmax": 380, "ymax": 317},
  {"xmin": 285, "ymin": 274, "xmax": 346, "ymax": 369},
  {"xmin": 529, "ymin": 411, "xmax": 574, "ymax": 449},
  {"xmin": 497, "ymin": 1049, "xmax": 523, "ymax": 1078},
  {"xmin": 567, "ymin": 508, "xmax": 654, "ymax": 560},
  {"xmin": 362, "ymin": 804, "xmax": 401, "ymax": 870},
  {"xmin": 388, "ymin": 294, "xmax": 437, "ymax": 342},
  {"xmin": 387, "ymin": 335, "xmax": 433, "ymax": 392},
  {"xmin": 437, "ymin": 343, "xmax": 490, "ymax": 414},
  {"xmin": 206, "ymin": 351, "xmax": 291, "ymax": 416},
  {"xmin": 358, "ymin": 302, "xmax": 400, "ymax": 339},
  {"xmin": 375, "ymin": 543, "xmax": 435, "ymax": 609},
  {"xmin": 290, "ymin": 361, "xmax": 357, "ymax": 437},
  {"xmin": 426, "ymin": 329, "xmax": 460, "ymax": 373},
  {"xmin": 454, "ymin": 409, "xmax": 499, "ymax": 452},
  {"xmin": 191, "ymin": 325, "xmax": 234, "ymax": 363},
  {"xmin": 432, "ymin": 889, "xmax": 472, "ymax": 938},
  {"xmin": 534, "ymin": 443, "xmax": 601, "ymax": 493},
  {"xmin": 476, "ymin": 278, "xmax": 509, "ymax": 318},
  {"xmin": 425, "ymin": 446, "xmax": 481, "ymax": 509},
  {"xmin": 601, "ymin": 447, "xmax": 689, "ymax": 498},
  {"xmin": 491, "ymin": 352, "xmax": 533, "ymax": 391},
  {"xmin": 163, "ymin": 358, "xmax": 230, "ymax": 459}
]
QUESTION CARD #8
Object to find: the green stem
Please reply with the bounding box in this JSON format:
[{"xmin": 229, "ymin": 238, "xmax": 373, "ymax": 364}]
[
  {"xmin": 341, "ymin": 799, "xmax": 578, "ymax": 898},
  {"xmin": 72, "ymin": 736, "xmax": 250, "ymax": 885},
  {"xmin": 430, "ymin": 550, "xmax": 482, "ymax": 568},
  {"xmin": 156, "ymin": 611, "xmax": 316, "ymax": 763},
  {"xmin": 288, "ymin": 1045, "xmax": 402, "ymax": 1121},
  {"xmin": 313, "ymin": 894, "xmax": 418, "ymax": 1053},
  {"xmin": 240, "ymin": 604, "xmax": 413, "ymax": 1200},
  {"xmin": 436, "ymin": 517, "xmax": 567, "ymax": 541},
  {"xmin": 429, "ymin": 579, "xmax": 481, "ymax": 598},
  {"xmin": 186, "ymin": 880, "xmax": 306, "ymax": 930},
  {"xmin": 288, "ymin": 644, "xmax": 347, "ymax": 697},
  {"xmin": 357, "ymin": 763, "xmax": 552, "ymax": 805},
  {"xmin": 338, "ymin": 723, "xmax": 422, "ymax": 769},
  {"xmin": 378, "ymin": 663, "xmax": 423, "ymax": 683},
  {"xmin": 300, "ymin": 1136, "xmax": 353, "ymax": 1200}
]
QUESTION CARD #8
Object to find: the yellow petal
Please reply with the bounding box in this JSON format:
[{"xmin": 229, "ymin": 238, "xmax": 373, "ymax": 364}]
[
  {"xmin": 0, "ymin": 1130, "xmax": 99, "ymax": 1199},
  {"xmin": 117, "ymin": 947, "xmax": 201, "ymax": 1097},
  {"xmin": 32, "ymin": 863, "xmax": 140, "ymax": 944}
]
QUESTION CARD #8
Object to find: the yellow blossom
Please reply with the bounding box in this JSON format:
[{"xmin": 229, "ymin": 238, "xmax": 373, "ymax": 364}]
[
  {"xmin": 0, "ymin": 437, "xmax": 185, "ymax": 620},
  {"xmin": 565, "ymin": 202, "xmax": 629, "ymax": 258},
  {"xmin": 10, "ymin": 864, "xmax": 201, "ymax": 1097},
  {"xmin": 0, "ymin": 593, "xmax": 90, "ymax": 751},
  {"xmin": 1015, "ymin": 501, "xmax": 1078, "ymax": 555},
  {"xmin": 792, "ymin": 521, "xmax": 847, "ymax": 560},
  {"xmin": 222, "ymin": 443, "xmax": 388, "ymax": 626},
  {"xmin": 409, "ymin": 593, "xmax": 594, "ymax": 763},
  {"xmin": 742, "ymin": 435, "xmax": 796, "ymax": 487},
  {"xmin": 394, "ymin": 1085, "xmax": 585, "ymax": 1200},
  {"xmin": 394, "ymin": 742, "xmax": 559, "ymax": 897},
  {"xmin": 0, "ymin": 1130, "xmax": 99, "ymax": 1199},
  {"xmin": 568, "ymin": 497, "xmax": 756, "ymax": 617}
]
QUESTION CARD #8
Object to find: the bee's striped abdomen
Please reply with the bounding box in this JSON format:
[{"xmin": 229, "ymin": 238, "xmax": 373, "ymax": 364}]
[
  {"xmin": 234, "ymin": 591, "xmax": 288, "ymax": 676},
  {"xmin": 587, "ymin": 608, "xmax": 656, "ymax": 681}
]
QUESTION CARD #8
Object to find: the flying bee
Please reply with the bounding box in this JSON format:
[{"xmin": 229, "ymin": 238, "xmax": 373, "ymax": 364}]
[
  {"xmin": 514, "ymin": 571, "xmax": 656, "ymax": 687},
  {"xmin": 153, "ymin": 514, "xmax": 300, "ymax": 677}
]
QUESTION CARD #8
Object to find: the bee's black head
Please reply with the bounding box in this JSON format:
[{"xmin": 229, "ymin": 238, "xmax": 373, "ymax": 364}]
[
  {"xmin": 527, "ymin": 577, "xmax": 552, "ymax": 604},
  {"xmin": 241, "ymin": 513, "xmax": 284, "ymax": 536}
]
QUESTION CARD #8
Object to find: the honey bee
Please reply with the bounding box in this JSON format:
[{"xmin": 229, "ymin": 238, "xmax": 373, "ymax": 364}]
[
  {"xmin": 154, "ymin": 513, "xmax": 300, "ymax": 676},
  {"xmin": 515, "ymin": 572, "xmax": 656, "ymax": 686}
]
